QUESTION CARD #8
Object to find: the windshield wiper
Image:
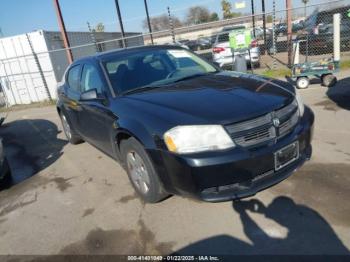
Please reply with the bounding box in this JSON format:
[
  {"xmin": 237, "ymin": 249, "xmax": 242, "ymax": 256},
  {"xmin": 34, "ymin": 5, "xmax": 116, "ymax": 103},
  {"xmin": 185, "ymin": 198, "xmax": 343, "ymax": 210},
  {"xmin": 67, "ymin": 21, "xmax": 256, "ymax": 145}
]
[
  {"xmin": 122, "ymin": 85, "xmax": 163, "ymax": 95},
  {"xmin": 172, "ymin": 72, "xmax": 217, "ymax": 83}
]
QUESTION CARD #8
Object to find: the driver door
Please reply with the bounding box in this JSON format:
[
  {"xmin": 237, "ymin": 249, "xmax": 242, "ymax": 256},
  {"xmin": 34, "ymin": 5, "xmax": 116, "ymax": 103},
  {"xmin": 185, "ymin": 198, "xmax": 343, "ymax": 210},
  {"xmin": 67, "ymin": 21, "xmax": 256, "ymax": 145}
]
[{"xmin": 78, "ymin": 63, "xmax": 114, "ymax": 155}]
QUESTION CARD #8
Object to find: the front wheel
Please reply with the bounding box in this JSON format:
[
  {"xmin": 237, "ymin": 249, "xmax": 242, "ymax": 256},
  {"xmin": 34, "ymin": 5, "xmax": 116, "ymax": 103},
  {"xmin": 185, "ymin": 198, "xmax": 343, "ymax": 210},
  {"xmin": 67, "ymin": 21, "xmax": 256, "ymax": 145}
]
[
  {"xmin": 120, "ymin": 137, "xmax": 169, "ymax": 203},
  {"xmin": 296, "ymin": 77, "xmax": 309, "ymax": 89}
]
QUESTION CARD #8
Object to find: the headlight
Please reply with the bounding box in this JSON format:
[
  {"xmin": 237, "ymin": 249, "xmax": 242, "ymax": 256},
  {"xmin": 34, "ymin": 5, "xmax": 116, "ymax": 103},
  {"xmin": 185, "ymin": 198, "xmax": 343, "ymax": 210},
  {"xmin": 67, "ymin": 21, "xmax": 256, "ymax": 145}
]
[
  {"xmin": 295, "ymin": 91, "xmax": 305, "ymax": 116},
  {"xmin": 164, "ymin": 125, "xmax": 235, "ymax": 154}
]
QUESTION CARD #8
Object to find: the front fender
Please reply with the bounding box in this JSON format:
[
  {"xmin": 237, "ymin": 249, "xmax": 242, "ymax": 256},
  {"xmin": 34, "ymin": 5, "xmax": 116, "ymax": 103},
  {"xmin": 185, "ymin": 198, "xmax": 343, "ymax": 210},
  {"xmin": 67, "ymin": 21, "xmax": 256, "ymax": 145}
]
[{"xmin": 112, "ymin": 118, "xmax": 158, "ymax": 161}]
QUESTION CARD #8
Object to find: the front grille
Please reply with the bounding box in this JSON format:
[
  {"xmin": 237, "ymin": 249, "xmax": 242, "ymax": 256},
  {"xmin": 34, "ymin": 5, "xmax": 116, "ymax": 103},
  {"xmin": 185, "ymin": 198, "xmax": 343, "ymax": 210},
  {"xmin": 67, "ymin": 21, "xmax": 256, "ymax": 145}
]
[{"xmin": 226, "ymin": 99, "xmax": 299, "ymax": 148}]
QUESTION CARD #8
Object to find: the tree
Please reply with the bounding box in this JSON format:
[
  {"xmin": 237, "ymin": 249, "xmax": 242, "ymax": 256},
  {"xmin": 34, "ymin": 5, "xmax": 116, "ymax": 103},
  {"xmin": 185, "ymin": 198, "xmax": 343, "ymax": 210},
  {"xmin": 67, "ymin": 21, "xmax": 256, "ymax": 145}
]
[
  {"xmin": 266, "ymin": 15, "xmax": 273, "ymax": 23},
  {"xmin": 210, "ymin": 12, "xmax": 219, "ymax": 22},
  {"xmin": 94, "ymin": 22, "xmax": 105, "ymax": 32},
  {"xmin": 185, "ymin": 6, "xmax": 211, "ymax": 25},
  {"xmin": 142, "ymin": 14, "xmax": 182, "ymax": 32},
  {"xmin": 221, "ymin": 0, "xmax": 232, "ymax": 19}
]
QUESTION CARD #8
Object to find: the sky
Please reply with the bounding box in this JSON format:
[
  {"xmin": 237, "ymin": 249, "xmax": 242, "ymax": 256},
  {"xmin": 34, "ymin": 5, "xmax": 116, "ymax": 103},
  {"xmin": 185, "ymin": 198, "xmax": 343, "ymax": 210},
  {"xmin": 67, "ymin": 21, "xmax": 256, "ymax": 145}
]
[{"xmin": 0, "ymin": 0, "xmax": 340, "ymax": 37}]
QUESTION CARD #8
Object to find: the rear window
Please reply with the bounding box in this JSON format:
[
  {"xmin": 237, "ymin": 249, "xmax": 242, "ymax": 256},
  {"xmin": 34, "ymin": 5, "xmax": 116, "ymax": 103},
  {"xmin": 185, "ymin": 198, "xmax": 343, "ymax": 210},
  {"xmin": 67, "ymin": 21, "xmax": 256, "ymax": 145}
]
[{"xmin": 217, "ymin": 32, "xmax": 229, "ymax": 43}]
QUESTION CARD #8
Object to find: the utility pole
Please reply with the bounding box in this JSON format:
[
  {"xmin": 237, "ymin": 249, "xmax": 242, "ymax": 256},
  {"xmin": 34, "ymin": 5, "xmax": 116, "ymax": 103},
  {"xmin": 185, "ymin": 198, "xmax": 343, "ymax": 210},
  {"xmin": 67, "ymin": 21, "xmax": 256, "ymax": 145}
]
[
  {"xmin": 251, "ymin": 0, "xmax": 256, "ymax": 38},
  {"xmin": 167, "ymin": 6, "xmax": 175, "ymax": 44},
  {"xmin": 286, "ymin": 0, "xmax": 292, "ymax": 67},
  {"xmin": 144, "ymin": 0, "xmax": 154, "ymax": 45},
  {"xmin": 52, "ymin": 0, "xmax": 73, "ymax": 64},
  {"xmin": 114, "ymin": 0, "xmax": 126, "ymax": 48},
  {"xmin": 261, "ymin": 0, "xmax": 267, "ymax": 54}
]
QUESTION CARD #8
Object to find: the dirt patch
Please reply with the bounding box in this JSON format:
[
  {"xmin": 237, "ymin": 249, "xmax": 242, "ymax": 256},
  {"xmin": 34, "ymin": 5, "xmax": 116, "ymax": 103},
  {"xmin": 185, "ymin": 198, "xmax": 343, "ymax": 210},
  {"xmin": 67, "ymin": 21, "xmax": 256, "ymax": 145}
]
[
  {"xmin": 82, "ymin": 208, "xmax": 95, "ymax": 218},
  {"xmin": 270, "ymin": 162, "xmax": 350, "ymax": 227},
  {"xmin": 118, "ymin": 193, "xmax": 139, "ymax": 204},
  {"xmin": 60, "ymin": 219, "xmax": 174, "ymax": 255},
  {"xmin": 51, "ymin": 177, "xmax": 73, "ymax": 192},
  {"xmin": 0, "ymin": 192, "xmax": 38, "ymax": 218},
  {"xmin": 314, "ymin": 100, "xmax": 340, "ymax": 112}
]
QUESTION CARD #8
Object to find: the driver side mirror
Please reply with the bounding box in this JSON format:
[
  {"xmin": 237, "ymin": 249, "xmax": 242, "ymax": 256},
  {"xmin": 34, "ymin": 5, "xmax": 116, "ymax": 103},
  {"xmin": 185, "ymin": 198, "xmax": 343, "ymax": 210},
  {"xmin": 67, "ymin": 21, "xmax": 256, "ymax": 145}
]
[{"xmin": 80, "ymin": 89, "xmax": 105, "ymax": 102}]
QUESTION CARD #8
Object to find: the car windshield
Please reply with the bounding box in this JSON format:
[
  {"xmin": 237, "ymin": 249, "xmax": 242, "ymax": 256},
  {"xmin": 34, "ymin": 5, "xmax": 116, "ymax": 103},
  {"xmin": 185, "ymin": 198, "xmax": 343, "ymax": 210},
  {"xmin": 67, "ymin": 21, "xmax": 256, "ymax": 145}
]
[{"xmin": 103, "ymin": 48, "xmax": 218, "ymax": 94}]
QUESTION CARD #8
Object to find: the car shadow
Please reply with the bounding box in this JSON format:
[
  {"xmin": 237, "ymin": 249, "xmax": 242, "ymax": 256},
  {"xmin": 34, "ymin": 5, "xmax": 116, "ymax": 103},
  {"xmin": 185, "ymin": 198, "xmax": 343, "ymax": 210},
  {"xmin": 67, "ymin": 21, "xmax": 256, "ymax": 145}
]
[
  {"xmin": 326, "ymin": 76, "xmax": 350, "ymax": 110},
  {"xmin": 0, "ymin": 119, "xmax": 67, "ymax": 189},
  {"xmin": 174, "ymin": 196, "xmax": 349, "ymax": 256}
]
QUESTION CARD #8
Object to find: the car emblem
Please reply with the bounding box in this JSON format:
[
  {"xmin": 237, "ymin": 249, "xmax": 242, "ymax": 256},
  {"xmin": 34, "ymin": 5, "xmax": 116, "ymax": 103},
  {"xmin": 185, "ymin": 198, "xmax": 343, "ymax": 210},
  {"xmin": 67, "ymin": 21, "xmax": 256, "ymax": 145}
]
[{"xmin": 273, "ymin": 118, "xmax": 280, "ymax": 127}]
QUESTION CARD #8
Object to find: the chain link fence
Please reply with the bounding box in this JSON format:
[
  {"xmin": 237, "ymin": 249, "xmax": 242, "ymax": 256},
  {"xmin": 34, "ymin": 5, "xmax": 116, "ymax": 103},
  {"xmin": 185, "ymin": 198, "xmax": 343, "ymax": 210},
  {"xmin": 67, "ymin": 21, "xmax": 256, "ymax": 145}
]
[{"xmin": 0, "ymin": 0, "xmax": 349, "ymax": 107}]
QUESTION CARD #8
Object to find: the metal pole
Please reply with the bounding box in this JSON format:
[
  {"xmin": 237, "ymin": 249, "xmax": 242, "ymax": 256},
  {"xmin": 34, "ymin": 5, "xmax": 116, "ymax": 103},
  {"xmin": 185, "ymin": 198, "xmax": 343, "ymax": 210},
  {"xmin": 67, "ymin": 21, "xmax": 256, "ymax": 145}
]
[
  {"xmin": 286, "ymin": 0, "xmax": 292, "ymax": 67},
  {"xmin": 304, "ymin": 2, "xmax": 309, "ymax": 62},
  {"xmin": 261, "ymin": 0, "xmax": 267, "ymax": 55},
  {"xmin": 251, "ymin": 0, "xmax": 256, "ymax": 38},
  {"xmin": 167, "ymin": 6, "xmax": 176, "ymax": 43},
  {"xmin": 114, "ymin": 0, "xmax": 127, "ymax": 48},
  {"xmin": 87, "ymin": 22, "xmax": 98, "ymax": 52},
  {"xmin": 272, "ymin": 0, "xmax": 277, "ymax": 69},
  {"xmin": 52, "ymin": 0, "xmax": 73, "ymax": 64},
  {"xmin": 26, "ymin": 34, "xmax": 52, "ymax": 101},
  {"xmin": 144, "ymin": 0, "xmax": 154, "ymax": 45}
]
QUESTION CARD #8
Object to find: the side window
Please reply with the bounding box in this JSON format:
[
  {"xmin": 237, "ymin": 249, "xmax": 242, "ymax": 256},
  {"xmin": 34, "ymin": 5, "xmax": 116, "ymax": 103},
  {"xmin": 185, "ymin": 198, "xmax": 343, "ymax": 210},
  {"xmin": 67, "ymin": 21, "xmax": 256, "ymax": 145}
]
[
  {"xmin": 67, "ymin": 65, "xmax": 81, "ymax": 92},
  {"xmin": 81, "ymin": 64, "xmax": 104, "ymax": 94}
]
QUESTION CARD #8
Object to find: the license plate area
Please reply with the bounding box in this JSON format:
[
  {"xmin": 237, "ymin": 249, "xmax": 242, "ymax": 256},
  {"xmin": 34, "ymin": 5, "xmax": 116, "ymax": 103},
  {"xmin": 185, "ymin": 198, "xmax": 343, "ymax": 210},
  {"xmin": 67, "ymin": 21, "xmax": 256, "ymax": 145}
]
[{"xmin": 274, "ymin": 141, "xmax": 299, "ymax": 171}]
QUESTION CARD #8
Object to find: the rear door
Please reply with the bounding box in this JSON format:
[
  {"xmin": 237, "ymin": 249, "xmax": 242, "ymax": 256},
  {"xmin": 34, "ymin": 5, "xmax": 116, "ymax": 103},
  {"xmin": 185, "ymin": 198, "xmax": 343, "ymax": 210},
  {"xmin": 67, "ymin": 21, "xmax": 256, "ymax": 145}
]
[{"xmin": 77, "ymin": 62, "xmax": 115, "ymax": 155}]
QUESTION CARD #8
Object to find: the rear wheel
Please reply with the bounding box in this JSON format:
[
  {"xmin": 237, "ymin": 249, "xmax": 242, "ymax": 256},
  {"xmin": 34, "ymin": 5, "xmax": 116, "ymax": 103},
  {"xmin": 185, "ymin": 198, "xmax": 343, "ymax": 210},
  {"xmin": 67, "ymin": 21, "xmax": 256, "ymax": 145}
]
[
  {"xmin": 321, "ymin": 74, "xmax": 337, "ymax": 87},
  {"xmin": 60, "ymin": 112, "xmax": 83, "ymax": 144},
  {"xmin": 296, "ymin": 77, "xmax": 309, "ymax": 89},
  {"xmin": 120, "ymin": 137, "xmax": 169, "ymax": 203}
]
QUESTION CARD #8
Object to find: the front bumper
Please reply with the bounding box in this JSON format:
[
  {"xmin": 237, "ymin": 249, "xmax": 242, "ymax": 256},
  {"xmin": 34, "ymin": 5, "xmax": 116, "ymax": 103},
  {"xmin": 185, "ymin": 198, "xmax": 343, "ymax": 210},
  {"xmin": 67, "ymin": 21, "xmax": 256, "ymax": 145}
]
[{"xmin": 149, "ymin": 106, "xmax": 314, "ymax": 202}]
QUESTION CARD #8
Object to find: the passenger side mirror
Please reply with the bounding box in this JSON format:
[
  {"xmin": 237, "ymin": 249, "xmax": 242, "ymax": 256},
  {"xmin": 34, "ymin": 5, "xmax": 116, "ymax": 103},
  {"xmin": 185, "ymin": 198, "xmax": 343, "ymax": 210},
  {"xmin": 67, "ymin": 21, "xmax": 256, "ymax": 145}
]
[{"xmin": 80, "ymin": 89, "xmax": 105, "ymax": 102}]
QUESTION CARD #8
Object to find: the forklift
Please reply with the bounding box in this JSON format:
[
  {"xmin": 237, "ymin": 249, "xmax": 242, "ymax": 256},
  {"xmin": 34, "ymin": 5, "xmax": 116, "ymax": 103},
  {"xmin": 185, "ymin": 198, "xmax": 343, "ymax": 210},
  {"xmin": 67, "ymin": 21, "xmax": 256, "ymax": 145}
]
[{"xmin": 291, "ymin": 13, "xmax": 341, "ymax": 89}]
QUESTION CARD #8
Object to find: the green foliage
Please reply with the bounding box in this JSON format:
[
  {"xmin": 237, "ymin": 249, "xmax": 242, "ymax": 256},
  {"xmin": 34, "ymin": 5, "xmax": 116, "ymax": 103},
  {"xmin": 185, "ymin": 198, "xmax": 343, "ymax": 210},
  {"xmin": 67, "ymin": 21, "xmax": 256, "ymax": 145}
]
[{"xmin": 210, "ymin": 12, "xmax": 219, "ymax": 22}]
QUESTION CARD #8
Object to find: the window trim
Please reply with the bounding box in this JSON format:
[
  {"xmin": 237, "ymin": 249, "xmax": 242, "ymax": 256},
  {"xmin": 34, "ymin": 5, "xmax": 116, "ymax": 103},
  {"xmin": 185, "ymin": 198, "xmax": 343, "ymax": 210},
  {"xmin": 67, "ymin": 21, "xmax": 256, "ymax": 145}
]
[{"xmin": 66, "ymin": 64, "xmax": 82, "ymax": 93}]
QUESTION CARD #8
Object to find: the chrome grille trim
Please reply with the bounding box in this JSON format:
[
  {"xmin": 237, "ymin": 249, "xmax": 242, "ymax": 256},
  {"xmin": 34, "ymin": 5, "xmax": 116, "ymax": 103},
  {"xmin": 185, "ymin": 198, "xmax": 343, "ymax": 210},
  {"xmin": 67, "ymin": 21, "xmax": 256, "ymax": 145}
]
[
  {"xmin": 279, "ymin": 109, "xmax": 299, "ymax": 137},
  {"xmin": 226, "ymin": 113, "xmax": 272, "ymax": 133},
  {"xmin": 225, "ymin": 99, "xmax": 299, "ymax": 147}
]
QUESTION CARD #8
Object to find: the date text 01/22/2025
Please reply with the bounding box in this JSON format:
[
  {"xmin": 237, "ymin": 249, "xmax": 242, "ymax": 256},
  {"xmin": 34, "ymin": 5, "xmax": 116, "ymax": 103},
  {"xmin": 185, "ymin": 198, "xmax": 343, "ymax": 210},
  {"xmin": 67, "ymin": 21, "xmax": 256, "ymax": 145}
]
[{"xmin": 127, "ymin": 255, "xmax": 220, "ymax": 261}]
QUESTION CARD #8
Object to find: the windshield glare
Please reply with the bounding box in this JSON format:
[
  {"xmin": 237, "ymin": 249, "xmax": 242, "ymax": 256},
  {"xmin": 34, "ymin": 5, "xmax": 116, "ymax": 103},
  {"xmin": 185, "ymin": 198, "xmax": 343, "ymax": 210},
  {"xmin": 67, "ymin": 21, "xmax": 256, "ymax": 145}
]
[{"xmin": 103, "ymin": 48, "xmax": 217, "ymax": 94}]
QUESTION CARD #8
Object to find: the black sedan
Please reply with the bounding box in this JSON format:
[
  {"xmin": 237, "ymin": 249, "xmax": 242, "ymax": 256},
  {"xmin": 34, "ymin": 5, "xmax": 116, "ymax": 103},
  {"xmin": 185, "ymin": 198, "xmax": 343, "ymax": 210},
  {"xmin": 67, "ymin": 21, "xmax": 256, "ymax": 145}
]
[{"xmin": 57, "ymin": 45, "xmax": 314, "ymax": 203}]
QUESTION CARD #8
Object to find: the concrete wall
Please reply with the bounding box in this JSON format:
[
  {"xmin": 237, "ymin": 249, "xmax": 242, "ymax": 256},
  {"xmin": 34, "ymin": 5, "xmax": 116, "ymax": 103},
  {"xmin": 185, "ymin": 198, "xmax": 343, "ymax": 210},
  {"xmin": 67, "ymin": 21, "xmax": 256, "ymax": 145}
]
[{"xmin": 0, "ymin": 30, "xmax": 57, "ymax": 105}]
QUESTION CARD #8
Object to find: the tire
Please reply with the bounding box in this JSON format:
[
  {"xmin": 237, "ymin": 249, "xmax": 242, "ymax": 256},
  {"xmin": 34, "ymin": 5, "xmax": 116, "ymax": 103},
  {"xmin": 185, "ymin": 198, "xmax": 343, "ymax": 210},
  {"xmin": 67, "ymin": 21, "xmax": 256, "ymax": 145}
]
[
  {"xmin": 59, "ymin": 112, "xmax": 83, "ymax": 144},
  {"xmin": 0, "ymin": 159, "xmax": 12, "ymax": 189},
  {"xmin": 120, "ymin": 137, "xmax": 169, "ymax": 203},
  {"xmin": 296, "ymin": 77, "xmax": 309, "ymax": 89},
  {"xmin": 321, "ymin": 74, "xmax": 337, "ymax": 87}
]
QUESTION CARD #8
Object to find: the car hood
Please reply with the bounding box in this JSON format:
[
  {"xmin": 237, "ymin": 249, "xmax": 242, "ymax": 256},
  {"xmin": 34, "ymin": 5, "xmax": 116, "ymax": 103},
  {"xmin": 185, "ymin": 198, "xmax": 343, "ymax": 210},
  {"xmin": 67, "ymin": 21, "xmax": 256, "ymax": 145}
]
[{"xmin": 122, "ymin": 72, "xmax": 295, "ymax": 125}]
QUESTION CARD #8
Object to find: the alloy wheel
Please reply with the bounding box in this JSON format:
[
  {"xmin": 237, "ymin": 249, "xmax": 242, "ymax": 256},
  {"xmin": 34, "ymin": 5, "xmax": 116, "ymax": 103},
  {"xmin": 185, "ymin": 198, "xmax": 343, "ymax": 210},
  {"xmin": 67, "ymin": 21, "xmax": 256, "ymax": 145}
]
[{"xmin": 126, "ymin": 151, "xmax": 151, "ymax": 195}]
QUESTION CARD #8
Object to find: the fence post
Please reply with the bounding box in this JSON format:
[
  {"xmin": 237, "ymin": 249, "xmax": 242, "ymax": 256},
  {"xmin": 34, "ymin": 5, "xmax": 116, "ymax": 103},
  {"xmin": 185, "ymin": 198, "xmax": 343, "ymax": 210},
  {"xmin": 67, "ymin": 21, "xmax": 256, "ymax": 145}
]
[
  {"xmin": 26, "ymin": 34, "xmax": 52, "ymax": 101},
  {"xmin": 272, "ymin": 0, "xmax": 277, "ymax": 70},
  {"xmin": 87, "ymin": 22, "xmax": 98, "ymax": 53},
  {"xmin": 286, "ymin": 0, "xmax": 292, "ymax": 67},
  {"xmin": 167, "ymin": 6, "xmax": 176, "ymax": 44}
]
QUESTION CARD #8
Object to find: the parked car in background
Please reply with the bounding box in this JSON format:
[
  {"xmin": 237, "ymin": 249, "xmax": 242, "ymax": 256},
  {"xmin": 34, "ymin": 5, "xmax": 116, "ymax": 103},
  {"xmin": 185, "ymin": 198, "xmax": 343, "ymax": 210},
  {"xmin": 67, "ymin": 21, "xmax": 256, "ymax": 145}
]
[
  {"xmin": 57, "ymin": 45, "xmax": 314, "ymax": 203},
  {"xmin": 0, "ymin": 138, "xmax": 11, "ymax": 187},
  {"xmin": 298, "ymin": 19, "xmax": 350, "ymax": 54},
  {"xmin": 298, "ymin": 7, "xmax": 350, "ymax": 54},
  {"xmin": 252, "ymin": 26, "xmax": 271, "ymax": 40},
  {"xmin": 212, "ymin": 26, "xmax": 260, "ymax": 68},
  {"xmin": 165, "ymin": 40, "xmax": 190, "ymax": 50},
  {"xmin": 186, "ymin": 37, "xmax": 212, "ymax": 51}
]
